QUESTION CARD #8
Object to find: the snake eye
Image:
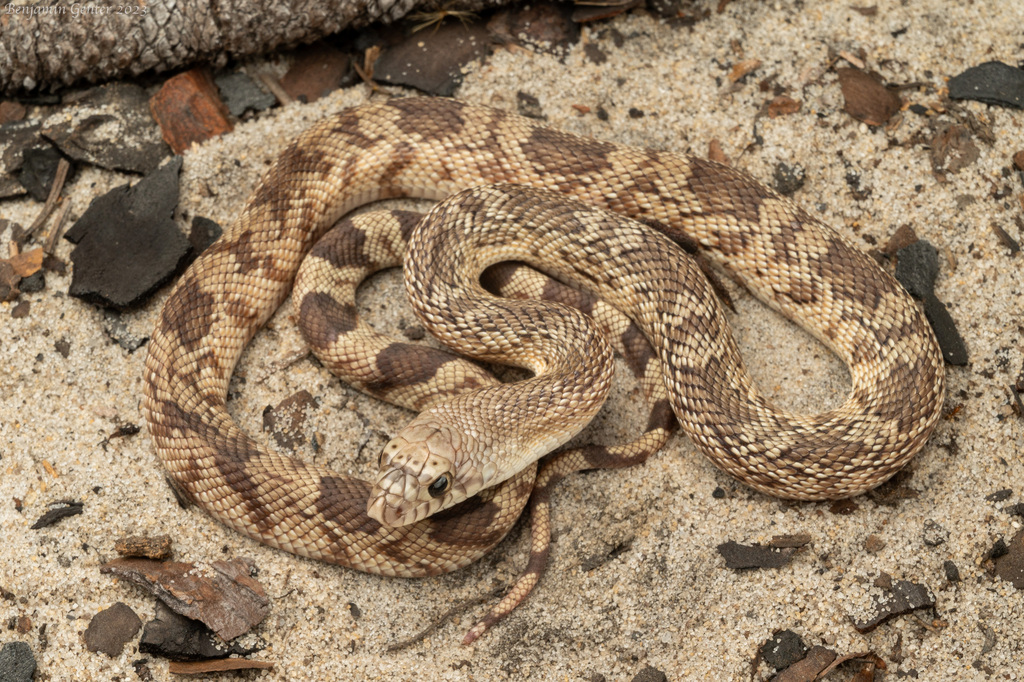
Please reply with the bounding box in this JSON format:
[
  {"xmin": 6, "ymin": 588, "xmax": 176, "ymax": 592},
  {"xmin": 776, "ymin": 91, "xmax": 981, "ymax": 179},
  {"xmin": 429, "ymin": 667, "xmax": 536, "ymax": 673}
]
[{"xmin": 427, "ymin": 473, "xmax": 451, "ymax": 498}]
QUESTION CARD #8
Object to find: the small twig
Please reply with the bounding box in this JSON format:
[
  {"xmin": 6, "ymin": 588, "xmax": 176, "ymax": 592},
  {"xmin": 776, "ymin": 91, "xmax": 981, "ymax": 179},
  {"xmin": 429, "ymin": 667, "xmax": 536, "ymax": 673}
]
[
  {"xmin": 25, "ymin": 158, "xmax": 71, "ymax": 241},
  {"xmin": 352, "ymin": 46, "xmax": 380, "ymax": 89},
  {"xmin": 256, "ymin": 71, "xmax": 294, "ymax": 106},
  {"xmin": 44, "ymin": 200, "xmax": 72, "ymax": 254},
  {"xmin": 385, "ymin": 587, "xmax": 503, "ymax": 652}
]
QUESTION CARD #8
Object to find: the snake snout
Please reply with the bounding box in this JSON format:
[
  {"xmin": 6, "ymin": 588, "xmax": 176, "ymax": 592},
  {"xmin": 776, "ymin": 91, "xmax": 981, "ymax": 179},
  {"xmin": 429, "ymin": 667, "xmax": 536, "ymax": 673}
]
[{"xmin": 366, "ymin": 468, "xmax": 426, "ymax": 527}]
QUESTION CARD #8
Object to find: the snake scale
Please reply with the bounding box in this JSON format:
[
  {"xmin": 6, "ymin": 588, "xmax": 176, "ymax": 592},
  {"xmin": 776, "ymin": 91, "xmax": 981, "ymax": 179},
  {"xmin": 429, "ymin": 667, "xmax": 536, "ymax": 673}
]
[{"xmin": 142, "ymin": 96, "xmax": 945, "ymax": 641}]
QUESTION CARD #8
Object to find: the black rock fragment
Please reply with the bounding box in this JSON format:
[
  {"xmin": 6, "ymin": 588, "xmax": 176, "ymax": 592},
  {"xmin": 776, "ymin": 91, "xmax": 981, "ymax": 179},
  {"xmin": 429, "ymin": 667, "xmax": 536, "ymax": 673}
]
[
  {"xmin": 140, "ymin": 602, "xmax": 264, "ymax": 661},
  {"xmin": 54, "ymin": 336, "xmax": 71, "ymax": 358},
  {"xmin": 0, "ymin": 641, "xmax": 36, "ymax": 682},
  {"xmin": 40, "ymin": 83, "xmax": 170, "ymax": 173},
  {"xmin": 188, "ymin": 216, "xmax": 223, "ymax": 255},
  {"xmin": 760, "ymin": 629, "xmax": 808, "ymax": 670},
  {"xmin": 374, "ymin": 22, "xmax": 491, "ymax": 97},
  {"xmin": 488, "ymin": 2, "xmax": 579, "ymax": 55},
  {"xmin": 102, "ymin": 312, "xmax": 149, "ymax": 353},
  {"xmin": 19, "ymin": 270, "xmax": 44, "ymax": 293},
  {"xmin": 630, "ymin": 665, "xmax": 667, "ymax": 682},
  {"xmin": 894, "ymin": 240, "xmax": 968, "ymax": 365},
  {"xmin": 994, "ymin": 530, "xmax": 1024, "ymax": 589},
  {"xmin": 84, "ymin": 602, "xmax": 143, "ymax": 657},
  {"xmin": 986, "ymin": 538, "xmax": 1009, "ymax": 561},
  {"xmin": 0, "ymin": 118, "xmax": 43, "ymax": 199},
  {"xmin": 215, "ymin": 71, "xmax": 277, "ymax": 118},
  {"xmin": 948, "ymin": 61, "xmax": 1024, "ymax": 109},
  {"xmin": 65, "ymin": 157, "xmax": 189, "ymax": 310},
  {"xmin": 516, "ymin": 91, "xmax": 545, "ymax": 119},
  {"xmin": 943, "ymin": 560, "xmax": 961, "ymax": 582},
  {"xmin": 30, "ymin": 500, "xmax": 84, "ymax": 529},
  {"xmin": 894, "ymin": 240, "xmax": 938, "ymax": 299},
  {"xmin": 985, "ymin": 488, "xmax": 1013, "ymax": 502},
  {"xmin": 17, "ymin": 146, "xmax": 69, "ymax": 202},
  {"xmin": 922, "ymin": 520, "xmax": 948, "ymax": 547},
  {"xmin": 717, "ymin": 540, "xmax": 796, "ymax": 569},
  {"xmin": 851, "ymin": 579, "xmax": 935, "ymax": 633},
  {"xmin": 773, "ymin": 162, "xmax": 806, "ymax": 195}
]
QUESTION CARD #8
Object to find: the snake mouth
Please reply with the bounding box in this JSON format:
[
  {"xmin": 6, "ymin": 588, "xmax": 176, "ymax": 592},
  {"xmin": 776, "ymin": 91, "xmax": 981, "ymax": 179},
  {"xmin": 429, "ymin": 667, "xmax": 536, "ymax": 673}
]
[{"xmin": 367, "ymin": 469, "xmax": 435, "ymax": 527}]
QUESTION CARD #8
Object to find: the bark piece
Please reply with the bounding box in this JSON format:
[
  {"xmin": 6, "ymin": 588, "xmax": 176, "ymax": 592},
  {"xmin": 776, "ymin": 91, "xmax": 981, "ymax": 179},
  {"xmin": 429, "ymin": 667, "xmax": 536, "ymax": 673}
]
[
  {"xmin": 0, "ymin": 641, "xmax": 36, "ymax": 682},
  {"xmin": 65, "ymin": 157, "xmax": 188, "ymax": 310},
  {"xmin": 30, "ymin": 500, "xmax": 83, "ymax": 529},
  {"xmin": 149, "ymin": 69, "xmax": 233, "ymax": 155},
  {"xmin": 837, "ymin": 67, "xmax": 901, "ymax": 126},
  {"xmin": 115, "ymin": 535, "xmax": 174, "ymax": 560},
  {"xmin": 717, "ymin": 541, "xmax": 796, "ymax": 569},
  {"xmin": 168, "ymin": 658, "xmax": 275, "ymax": 674},
  {"xmin": 929, "ymin": 123, "xmax": 980, "ymax": 176},
  {"xmin": 84, "ymin": 602, "xmax": 143, "ymax": 657},
  {"xmin": 771, "ymin": 645, "xmax": 836, "ymax": 682},
  {"xmin": 851, "ymin": 580, "xmax": 935, "ymax": 633},
  {"xmin": 101, "ymin": 557, "xmax": 269, "ymax": 641},
  {"xmin": 40, "ymin": 83, "xmax": 169, "ymax": 174},
  {"xmin": 948, "ymin": 61, "xmax": 1024, "ymax": 109}
]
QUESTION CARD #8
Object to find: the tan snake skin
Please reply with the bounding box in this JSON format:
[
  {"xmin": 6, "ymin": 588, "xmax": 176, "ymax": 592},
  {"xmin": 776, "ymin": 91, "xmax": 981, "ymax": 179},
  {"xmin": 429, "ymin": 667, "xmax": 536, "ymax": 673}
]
[
  {"xmin": 292, "ymin": 208, "xmax": 675, "ymax": 641},
  {"xmin": 141, "ymin": 96, "xmax": 945, "ymax": 636}
]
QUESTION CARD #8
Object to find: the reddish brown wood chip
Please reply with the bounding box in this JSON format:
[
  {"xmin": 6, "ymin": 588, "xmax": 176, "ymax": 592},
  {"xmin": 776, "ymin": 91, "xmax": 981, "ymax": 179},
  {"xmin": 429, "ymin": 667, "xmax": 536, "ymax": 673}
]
[
  {"xmin": 837, "ymin": 67, "xmax": 901, "ymax": 126},
  {"xmin": 149, "ymin": 69, "xmax": 233, "ymax": 155},
  {"xmin": 6, "ymin": 248, "xmax": 44, "ymax": 278},
  {"xmin": 770, "ymin": 533, "xmax": 811, "ymax": 548},
  {"xmin": 168, "ymin": 658, "xmax": 275, "ymax": 675},
  {"xmin": 101, "ymin": 557, "xmax": 269, "ymax": 641},
  {"xmin": 882, "ymin": 224, "xmax": 919, "ymax": 256},
  {"xmin": 707, "ymin": 139, "xmax": 729, "ymax": 165},
  {"xmin": 0, "ymin": 100, "xmax": 27, "ymax": 125},
  {"xmin": 728, "ymin": 58, "xmax": 762, "ymax": 83},
  {"xmin": 768, "ymin": 95, "xmax": 802, "ymax": 118},
  {"xmin": 281, "ymin": 42, "xmax": 351, "ymax": 103}
]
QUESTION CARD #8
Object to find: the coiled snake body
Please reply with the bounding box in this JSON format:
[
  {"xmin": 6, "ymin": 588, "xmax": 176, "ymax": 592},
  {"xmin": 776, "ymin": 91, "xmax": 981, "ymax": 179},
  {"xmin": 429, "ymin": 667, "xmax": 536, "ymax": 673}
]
[{"xmin": 142, "ymin": 97, "xmax": 945, "ymax": 638}]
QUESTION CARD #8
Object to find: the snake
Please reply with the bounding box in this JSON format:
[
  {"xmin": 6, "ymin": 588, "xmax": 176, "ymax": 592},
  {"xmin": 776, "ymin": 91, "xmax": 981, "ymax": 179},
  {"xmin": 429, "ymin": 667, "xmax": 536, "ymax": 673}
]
[{"xmin": 141, "ymin": 96, "xmax": 945, "ymax": 640}]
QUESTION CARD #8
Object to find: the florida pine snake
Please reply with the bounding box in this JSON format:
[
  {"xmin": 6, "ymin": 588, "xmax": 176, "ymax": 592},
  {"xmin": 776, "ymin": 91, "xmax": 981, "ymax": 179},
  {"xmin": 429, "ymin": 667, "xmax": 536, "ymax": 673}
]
[{"xmin": 141, "ymin": 97, "xmax": 945, "ymax": 642}]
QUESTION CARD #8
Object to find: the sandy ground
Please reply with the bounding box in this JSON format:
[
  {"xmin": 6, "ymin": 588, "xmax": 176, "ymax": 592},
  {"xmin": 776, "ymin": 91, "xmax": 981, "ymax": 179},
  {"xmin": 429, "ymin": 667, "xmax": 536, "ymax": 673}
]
[{"xmin": 2, "ymin": 1, "xmax": 1024, "ymax": 680}]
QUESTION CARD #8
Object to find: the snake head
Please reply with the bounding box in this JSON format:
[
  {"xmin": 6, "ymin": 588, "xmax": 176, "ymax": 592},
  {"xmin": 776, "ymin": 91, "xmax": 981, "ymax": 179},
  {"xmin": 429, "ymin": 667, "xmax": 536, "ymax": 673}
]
[{"xmin": 366, "ymin": 420, "xmax": 483, "ymax": 527}]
